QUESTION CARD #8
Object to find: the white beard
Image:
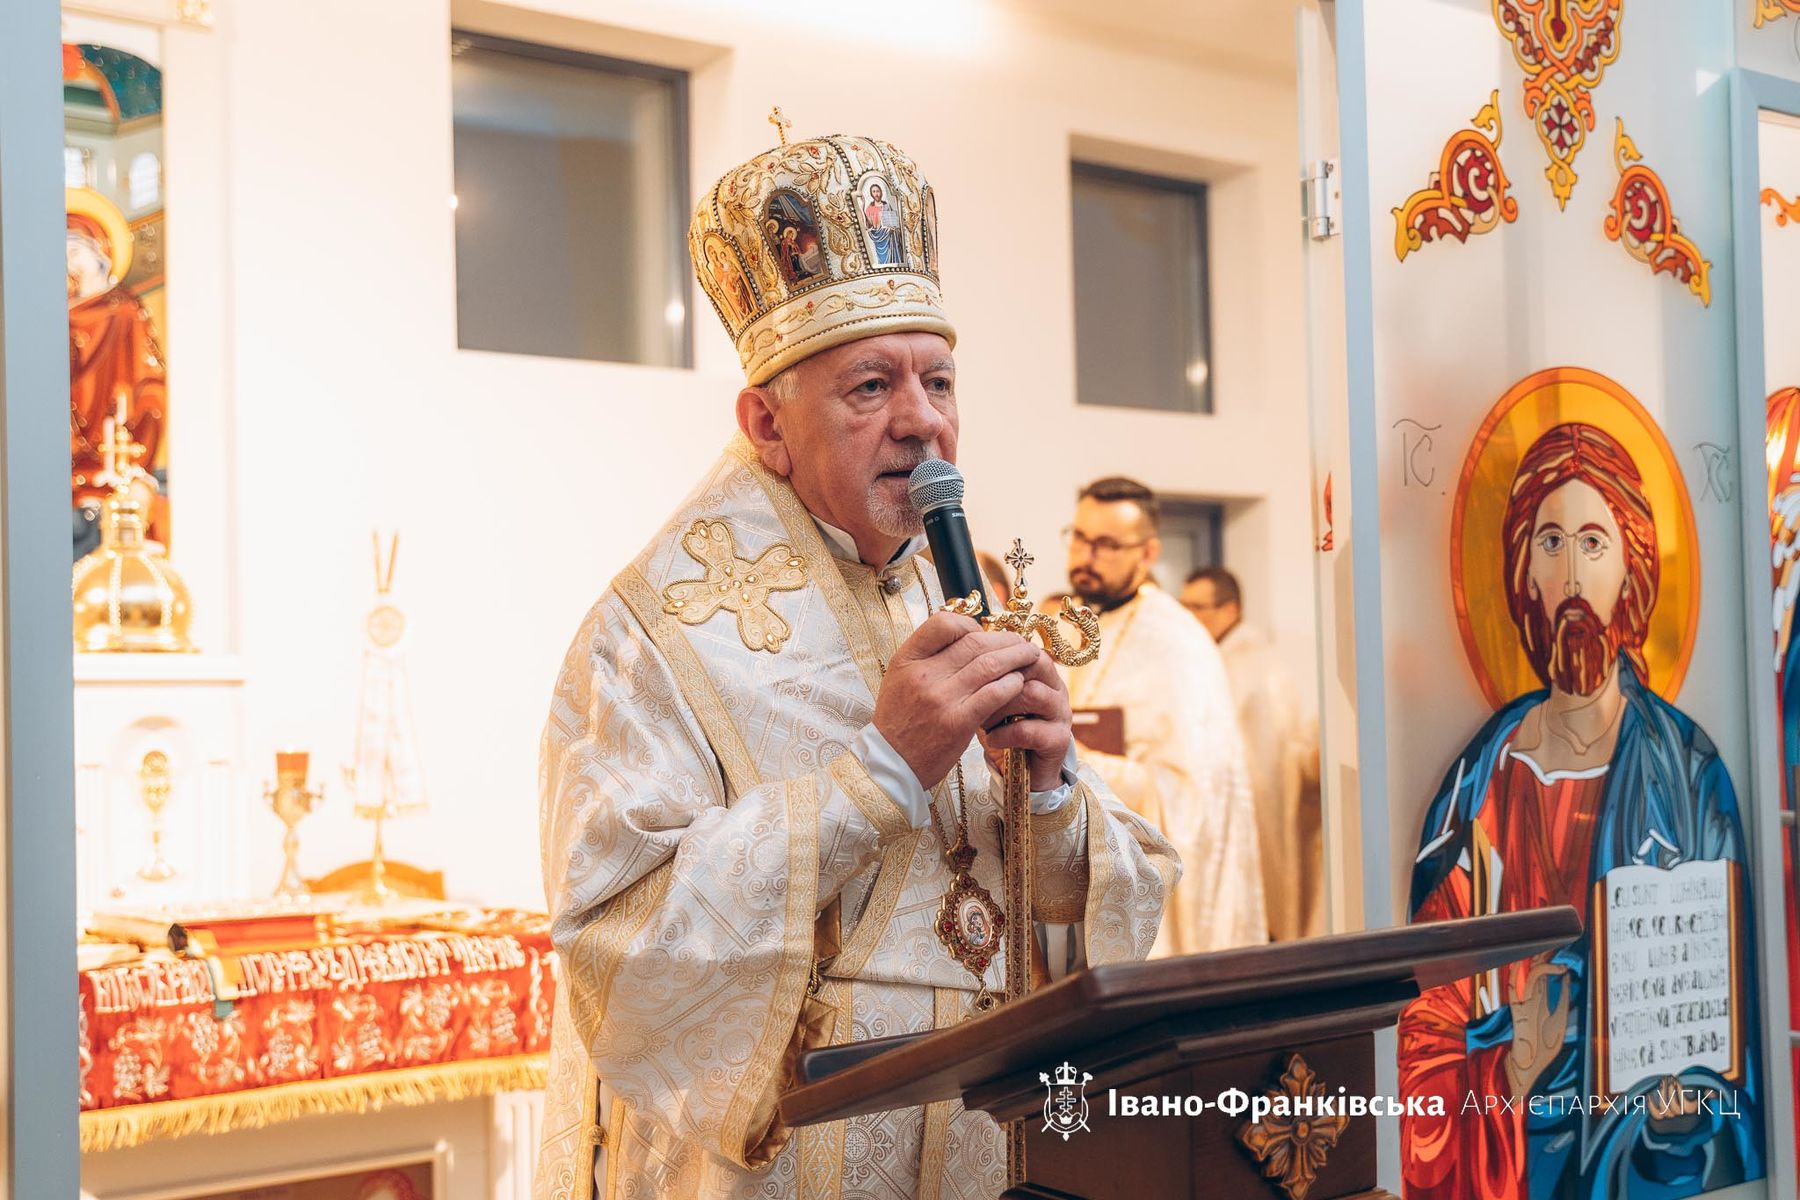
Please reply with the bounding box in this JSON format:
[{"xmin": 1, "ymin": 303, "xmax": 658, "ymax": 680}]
[{"xmin": 867, "ymin": 490, "xmax": 924, "ymax": 539}]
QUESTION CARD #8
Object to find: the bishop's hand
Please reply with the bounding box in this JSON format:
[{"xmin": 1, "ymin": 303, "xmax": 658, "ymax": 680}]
[
  {"xmin": 874, "ymin": 613, "xmax": 1044, "ymax": 791},
  {"xmin": 975, "ymin": 643, "xmax": 1073, "ymax": 792}
]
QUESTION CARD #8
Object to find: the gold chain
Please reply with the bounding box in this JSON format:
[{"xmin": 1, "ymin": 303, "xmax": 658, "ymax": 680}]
[
  {"xmin": 928, "ymin": 762, "xmax": 1003, "ymax": 1012},
  {"xmin": 925, "ymin": 763, "xmax": 969, "ymax": 861},
  {"xmin": 900, "ymin": 562, "xmax": 1002, "ymax": 1013}
]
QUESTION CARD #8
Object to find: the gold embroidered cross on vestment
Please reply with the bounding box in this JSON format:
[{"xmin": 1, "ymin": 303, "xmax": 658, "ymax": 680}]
[{"xmin": 662, "ymin": 520, "xmax": 808, "ymax": 652}]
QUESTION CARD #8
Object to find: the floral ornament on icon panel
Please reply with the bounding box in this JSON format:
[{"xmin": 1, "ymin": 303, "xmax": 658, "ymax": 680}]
[
  {"xmin": 1603, "ymin": 118, "xmax": 1711, "ymax": 306},
  {"xmin": 1754, "ymin": 0, "xmax": 1800, "ymax": 27},
  {"xmin": 688, "ymin": 111, "xmax": 954, "ymax": 385},
  {"xmin": 1492, "ymin": 0, "xmax": 1622, "ymax": 210},
  {"xmin": 1764, "ymin": 188, "xmax": 1800, "ymax": 228},
  {"xmin": 1393, "ymin": 90, "xmax": 1519, "ymax": 262}
]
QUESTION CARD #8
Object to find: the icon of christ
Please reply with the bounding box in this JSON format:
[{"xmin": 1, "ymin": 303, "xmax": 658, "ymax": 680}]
[{"xmin": 1400, "ymin": 421, "xmax": 1764, "ymax": 1198}]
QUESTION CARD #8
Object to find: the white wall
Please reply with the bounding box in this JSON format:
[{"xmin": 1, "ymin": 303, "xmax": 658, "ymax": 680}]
[{"xmin": 219, "ymin": 0, "xmax": 1311, "ymax": 907}]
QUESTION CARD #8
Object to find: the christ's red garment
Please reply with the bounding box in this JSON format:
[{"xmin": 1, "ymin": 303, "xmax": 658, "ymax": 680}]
[{"xmin": 1399, "ymin": 747, "xmax": 1607, "ymax": 1199}]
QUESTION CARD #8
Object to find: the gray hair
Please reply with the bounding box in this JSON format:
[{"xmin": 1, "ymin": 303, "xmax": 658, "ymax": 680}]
[{"xmin": 763, "ymin": 366, "xmax": 802, "ymax": 408}]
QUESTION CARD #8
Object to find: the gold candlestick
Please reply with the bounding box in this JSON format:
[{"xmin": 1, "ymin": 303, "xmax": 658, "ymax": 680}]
[
  {"xmin": 352, "ymin": 779, "xmax": 397, "ymax": 907},
  {"xmin": 137, "ymin": 749, "xmax": 176, "ymax": 881},
  {"xmin": 264, "ymin": 750, "xmax": 324, "ymax": 897},
  {"xmin": 344, "ymin": 531, "xmax": 427, "ymax": 907}
]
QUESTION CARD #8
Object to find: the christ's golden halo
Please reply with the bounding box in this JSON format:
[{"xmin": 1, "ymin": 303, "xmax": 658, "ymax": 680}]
[{"xmin": 1450, "ymin": 367, "xmax": 1700, "ymax": 709}]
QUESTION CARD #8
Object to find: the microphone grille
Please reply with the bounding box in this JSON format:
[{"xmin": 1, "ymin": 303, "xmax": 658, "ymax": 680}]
[{"xmin": 907, "ymin": 459, "xmax": 964, "ymax": 512}]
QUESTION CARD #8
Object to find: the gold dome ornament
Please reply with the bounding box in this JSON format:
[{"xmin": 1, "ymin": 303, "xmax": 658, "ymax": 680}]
[{"xmin": 71, "ymin": 394, "xmax": 195, "ymax": 653}]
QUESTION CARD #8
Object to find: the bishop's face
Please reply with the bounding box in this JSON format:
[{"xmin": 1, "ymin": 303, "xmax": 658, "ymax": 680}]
[
  {"xmin": 767, "ymin": 331, "xmax": 957, "ymax": 551},
  {"xmin": 1523, "ymin": 479, "xmax": 1628, "ymax": 695}
]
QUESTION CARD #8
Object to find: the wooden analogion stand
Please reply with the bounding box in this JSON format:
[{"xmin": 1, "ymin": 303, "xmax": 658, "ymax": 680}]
[{"xmin": 782, "ymin": 908, "xmax": 1580, "ymax": 1200}]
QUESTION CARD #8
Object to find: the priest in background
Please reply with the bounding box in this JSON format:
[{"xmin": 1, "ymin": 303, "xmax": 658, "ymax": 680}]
[
  {"xmin": 1060, "ymin": 478, "xmax": 1266, "ymax": 955},
  {"xmin": 1181, "ymin": 567, "xmax": 1323, "ymax": 941},
  {"xmin": 537, "ymin": 129, "xmax": 1176, "ymax": 1200}
]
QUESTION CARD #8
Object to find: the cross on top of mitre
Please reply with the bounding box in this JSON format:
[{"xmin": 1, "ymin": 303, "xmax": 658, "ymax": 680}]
[{"xmin": 768, "ymin": 106, "xmax": 793, "ymax": 147}]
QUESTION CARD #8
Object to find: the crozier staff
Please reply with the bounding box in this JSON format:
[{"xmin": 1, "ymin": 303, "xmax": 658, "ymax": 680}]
[{"xmin": 537, "ymin": 122, "xmax": 1177, "ymax": 1200}]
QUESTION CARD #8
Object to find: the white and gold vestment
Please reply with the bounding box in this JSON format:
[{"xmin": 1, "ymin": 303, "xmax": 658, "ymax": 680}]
[
  {"xmin": 1064, "ymin": 583, "xmax": 1266, "ymax": 956},
  {"xmin": 536, "ymin": 439, "xmax": 1178, "ymax": 1200},
  {"xmin": 1216, "ymin": 622, "xmax": 1321, "ymax": 942}
]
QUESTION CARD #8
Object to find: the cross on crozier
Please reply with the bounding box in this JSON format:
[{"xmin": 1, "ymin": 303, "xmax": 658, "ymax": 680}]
[{"xmin": 1004, "ymin": 539, "xmax": 1034, "ymax": 591}]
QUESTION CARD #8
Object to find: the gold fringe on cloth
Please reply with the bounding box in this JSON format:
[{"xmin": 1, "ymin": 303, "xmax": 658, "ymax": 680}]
[{"xmin": 80, "ymin": 1053, "xmax": 548, "ymax": 1152}]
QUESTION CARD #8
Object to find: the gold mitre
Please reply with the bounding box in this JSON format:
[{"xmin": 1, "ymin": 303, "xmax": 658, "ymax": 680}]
[{"xmin": 690, "ymin": 116, "xmax": 953, "ymax": 384}]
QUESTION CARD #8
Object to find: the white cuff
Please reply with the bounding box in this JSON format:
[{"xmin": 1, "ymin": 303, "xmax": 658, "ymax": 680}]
[
  {"xmin": 851, "ymin": 727, "xmax": 1078, "ymax": 823},
  {"xmin": 1029, "ymin": 743, "xmax": 1080, "ymax": 815},
  {"xmin": 850, "ymin": 725, "xmax": 932, "ymax": 829},
  {"xmin": 1029, "ymin": 781, "xmax": 1075, "ymax": 815}
]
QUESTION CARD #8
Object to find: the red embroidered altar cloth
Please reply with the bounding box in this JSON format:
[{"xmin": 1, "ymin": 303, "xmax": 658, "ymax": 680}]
[{"xmin": 78, "ymin": 908, "xmax": 556, "ymax": 1132}]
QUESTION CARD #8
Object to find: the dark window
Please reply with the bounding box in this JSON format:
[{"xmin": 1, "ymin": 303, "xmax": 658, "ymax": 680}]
[
  {"xmin": 451, "ymin": 32, "xmax": 690, "ymax": 366},
  {"xmin": 1155, "ymin": 496, "xmax": 1224, "ymax": 591},
  {"xmin": 1071, "ymin": 162, "xmax": 1212, "ymax": 413}
]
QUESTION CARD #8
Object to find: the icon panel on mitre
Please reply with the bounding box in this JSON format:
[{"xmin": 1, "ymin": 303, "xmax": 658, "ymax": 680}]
[
  {"xmin": 855, "ymin": 171, "xmax": 907, "ymax": 268},
  {"xmin": 920, "ymin": 184, "xmax": 939, "ymax": 275},
  {"xmin": 763, "ymin": 188, "xmax": 828, "ymax": 288},
  {"xmin": 688, "ymin": 129, "xmax": 954, "ymax": 385},
  {"xmin": 699, "ymin": 230, "xmax": 757, "ymax": 327}
]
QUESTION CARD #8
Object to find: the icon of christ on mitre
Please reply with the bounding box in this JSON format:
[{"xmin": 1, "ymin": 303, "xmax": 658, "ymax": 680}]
[{"xmin": 535, "ymin": 116, "xmax": 1178, "ymax": 1199}]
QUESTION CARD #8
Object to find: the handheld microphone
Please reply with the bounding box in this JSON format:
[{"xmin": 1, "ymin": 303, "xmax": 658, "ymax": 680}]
[{"xmin": 907, "ymin": 459, "xmax": 990, "ymax": 620}]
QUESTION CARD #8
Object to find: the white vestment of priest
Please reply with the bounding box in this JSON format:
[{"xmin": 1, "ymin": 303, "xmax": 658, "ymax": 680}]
[
  {"xmin": 1064, "ymin": 583, "xmax": 1266, "ymax": 956},
  {"xmin": 536, "ymin": 438, "xmax": 1179, "ymax": 1200},
  {"xmin": 1216, "ymin": 622, "xmax": 1322, "ymax": 942}
]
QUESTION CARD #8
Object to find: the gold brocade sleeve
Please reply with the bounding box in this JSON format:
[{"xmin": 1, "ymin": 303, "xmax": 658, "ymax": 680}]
[
  {"xmin": 1030, "ymin": 783, "xmax": 1090, "ymax": 924},
  {"xmin": 1069, "ymin": 763, "xmax": 1182, "ymax": 966},
  {"xmin": 985, "ymin": 762, "xmax": 1178, "ymax": 961},
  {"xmin": 541, "ymin": 593, "xmax": 914, "ymax": 1170}
]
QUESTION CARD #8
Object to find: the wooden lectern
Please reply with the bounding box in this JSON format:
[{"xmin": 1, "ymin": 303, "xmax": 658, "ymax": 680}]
[{"xmin": 782, "ymin": 908, "xmax": 1580, "ymax": 1200}]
